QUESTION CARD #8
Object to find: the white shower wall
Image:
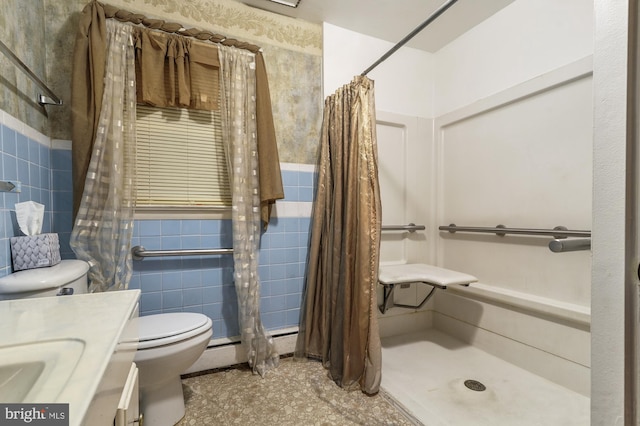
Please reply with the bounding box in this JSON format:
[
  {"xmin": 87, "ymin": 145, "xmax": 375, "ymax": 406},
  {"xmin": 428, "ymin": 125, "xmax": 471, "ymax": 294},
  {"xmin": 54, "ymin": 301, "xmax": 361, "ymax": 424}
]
[
  {"xmin": 433, "ymin": 0, "xmax": 594, "ymax": 117},
  {"xmin": 432, "ymin": 56, "xmax": 592, "ymax": 395},
  {"xmin": 323, "ymin": 0, "xmax": 593, "ymax": 396},
  {"xmin": 430, "ymin": 0, "xmax": 593, "ymax": 396}
]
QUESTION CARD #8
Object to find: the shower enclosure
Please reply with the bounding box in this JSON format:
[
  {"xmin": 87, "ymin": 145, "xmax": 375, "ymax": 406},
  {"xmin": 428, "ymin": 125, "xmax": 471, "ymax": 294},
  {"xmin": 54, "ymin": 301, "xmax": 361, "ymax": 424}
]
[{"xmin": 323, "ymin": 0, "xmax": 603, "ymax": 423}]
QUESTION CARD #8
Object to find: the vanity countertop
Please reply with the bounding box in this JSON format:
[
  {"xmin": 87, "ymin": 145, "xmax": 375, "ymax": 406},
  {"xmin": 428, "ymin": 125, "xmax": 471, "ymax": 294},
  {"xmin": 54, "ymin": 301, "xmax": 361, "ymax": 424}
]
[{"xmin": 0, "ymin": 290, "xmax": 140, "ymax": 426}]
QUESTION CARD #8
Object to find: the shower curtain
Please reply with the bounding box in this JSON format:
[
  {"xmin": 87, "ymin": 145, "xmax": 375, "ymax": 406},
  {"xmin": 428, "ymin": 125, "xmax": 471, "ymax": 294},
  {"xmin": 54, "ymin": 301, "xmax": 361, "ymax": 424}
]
[
  {"xmin": 296, "ymin": 75, "xmax": 383, "ymax": 394},
  {"xmin": 70, "ymin": 19, "xmax": 137, "ymax": 293},
  {"xmin": 218, "ymin": 44, "xmax": 279, "ymax": 376}
]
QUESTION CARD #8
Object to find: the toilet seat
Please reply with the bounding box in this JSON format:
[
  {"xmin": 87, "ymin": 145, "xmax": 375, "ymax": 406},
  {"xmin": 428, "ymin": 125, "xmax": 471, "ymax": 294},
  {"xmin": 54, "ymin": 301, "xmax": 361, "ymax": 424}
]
[{"xmin": 135, "ymin": 313, "xmax": 212, "ymax": 350}]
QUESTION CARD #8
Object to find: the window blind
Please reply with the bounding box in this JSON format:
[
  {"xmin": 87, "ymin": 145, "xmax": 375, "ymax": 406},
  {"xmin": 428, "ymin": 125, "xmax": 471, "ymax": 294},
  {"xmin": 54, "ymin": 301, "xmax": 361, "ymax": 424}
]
[{"xmin": 135, "ymin": 104, "xmax": 231, "ymax": 207}]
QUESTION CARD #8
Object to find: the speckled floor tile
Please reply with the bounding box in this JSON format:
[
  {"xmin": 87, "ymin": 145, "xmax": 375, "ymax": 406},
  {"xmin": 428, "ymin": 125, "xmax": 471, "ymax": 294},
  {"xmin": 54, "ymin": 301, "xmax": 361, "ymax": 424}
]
[{"xmin": 178, "ymin": 357, "xmax": 418, "ymax": 425}]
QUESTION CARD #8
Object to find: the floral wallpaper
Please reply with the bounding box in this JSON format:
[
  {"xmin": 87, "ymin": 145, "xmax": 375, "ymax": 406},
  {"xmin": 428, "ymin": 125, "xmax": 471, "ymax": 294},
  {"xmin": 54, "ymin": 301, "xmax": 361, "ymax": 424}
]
[
  {"xmin": 2, "ymin": 0, "xmax": 322, "ymax": 164},
  {"xmin": 0, "ymin": 0, "xmax": 49, "ymax": 135},
  {"xmin": 118, "ymin": 0, "xmax": 321, "ymax": 54}
]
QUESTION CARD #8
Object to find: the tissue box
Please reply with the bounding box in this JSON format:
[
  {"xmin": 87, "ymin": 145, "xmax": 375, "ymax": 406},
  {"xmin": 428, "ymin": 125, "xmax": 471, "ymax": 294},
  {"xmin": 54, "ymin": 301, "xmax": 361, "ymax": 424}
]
[{"xmin": 10, "ymin": 233, "xmax": 61, "ymax": 271}]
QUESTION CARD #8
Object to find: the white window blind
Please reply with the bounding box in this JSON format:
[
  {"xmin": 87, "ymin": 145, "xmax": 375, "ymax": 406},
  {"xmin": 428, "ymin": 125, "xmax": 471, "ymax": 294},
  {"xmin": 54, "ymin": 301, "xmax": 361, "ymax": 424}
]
[{"xmin": 135, "ymin": 104, "xmax": 231, "ymax": 208}]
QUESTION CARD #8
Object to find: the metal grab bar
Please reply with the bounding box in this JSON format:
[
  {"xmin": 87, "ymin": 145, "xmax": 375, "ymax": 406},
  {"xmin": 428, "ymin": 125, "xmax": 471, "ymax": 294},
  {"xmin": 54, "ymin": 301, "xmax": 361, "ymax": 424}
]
[
  {"xmin": 548, "ymin": 238, "xmax": 591, "ymax": 253},
  {"xmin": 0, "ymin": 39, "xmax": 62, "ymax": 106},
  {"xmin": 382, "ymin": 223, "xmax": 425, "ymax": 233},
  {"xmin": 439, "ymin": 224, "xmax": 591, "ymax": 238},
  {"xmin": 131, "ymin": 245, "xmax": 233, "ymax": 261}
]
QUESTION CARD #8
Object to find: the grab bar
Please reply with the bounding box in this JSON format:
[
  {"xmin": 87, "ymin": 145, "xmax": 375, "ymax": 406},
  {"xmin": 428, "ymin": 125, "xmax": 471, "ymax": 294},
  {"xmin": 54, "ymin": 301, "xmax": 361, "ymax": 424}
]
[
  {"xmin": 548, "ymin": 238, "xmax": 591, "ymax": 253},
  {"xmin": 131, "ymin": 245, "xmax": 233, "ymax": 260},
  {"xmin": 0, "ymin": 39, "xmax": 62, "ymax": 106},
  {"xmin": 439, "ymin": 224, "xmax": 591, "ymax": 238},
  {"xmin": 382, "ymin": 223, "xmax": 425, "ymax": 233}
]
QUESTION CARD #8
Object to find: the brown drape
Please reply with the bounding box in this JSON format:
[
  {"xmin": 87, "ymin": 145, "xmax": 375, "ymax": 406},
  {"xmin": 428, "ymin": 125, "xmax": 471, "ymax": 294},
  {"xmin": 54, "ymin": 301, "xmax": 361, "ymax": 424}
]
[
  {"xmin": 71, "ymin": 1, "xmax": 107, "ymax": 219},
  {"xmin": 255, "ymin": 53, "xmax": 284, "ymax": 227},
  {"xmin": 295, "ymin": 76, "xmax": 382, "ymax": 394},
  {"xmin": 71, "ymin": 1, "xmax": 283, "ymax": 226}
]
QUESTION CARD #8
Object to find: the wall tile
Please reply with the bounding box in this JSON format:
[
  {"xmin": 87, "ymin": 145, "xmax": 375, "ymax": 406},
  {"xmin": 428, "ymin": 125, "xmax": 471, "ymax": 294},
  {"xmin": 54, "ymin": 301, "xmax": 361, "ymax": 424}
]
[
  {"xmin": 181, "ymin": 220, "xmax": 201, "ymax": 235},
  {"xmin": 183, "ymin": 288, "xmax": 203, "ymax": 306},
  {"xmin": 2, "ymin": 126, "xmax": 17, "ymax": 156},
  {"xmin": 139, "ymin": 220, "xmax": 161, "ymax": 236},
  {"xmin": 16, "ymin": 134, "xmax": 29, "ymax": 160},
  {"xmin": 52, "ymin": 170, "xmax": 71, "ymax": 190},
  {"xmin": 141, "ymin": 292, "xmax": 162, "ymax": 312},
  {"xmin": 269, "ymin": 264, "xmax": 286, "ymax": 281},
  {"xmin": 180, "ymin": 235, "xmax": 201, "ymax": 250},
  {"xmin": 139, "ymin": 236, "xmax": 161, "ymax": 250},
  {"xmin": 2, "ymin": 154, "xmax": 18, "ymax": 180},
  {"xmin": 162, "ymin": 271, "xmax": 182, "ymax": 290},
  {"xmin": 27, "ymin": 139, "xmax": 40, "ymax": 165},
  {"xmin": 162, "ymin": 220, "xmax": 181, "ymax": 236},
  {"xmin": 39, "ymin": 144, "xmax": 49, "ymax": 169},
  {"xmin": 162, "ymin": 290, "xmax": 183, "ymax": 309},
  {"xmin": 51, "ymin": 149, "xmax": 70, "ymax": 170},
  {"xmin": 161, "ymin": 235, "xmax": 181, "ymax": 250},
  {"xmin": 17, "ymin": 159, "xmax": 30, "ymax": 183},
  {"xmin": 182, "ymin": 305, "xmax": 203, "ymax": 314},
  {"xmin": 286, "ymin": 309, "xmax": 300, "ymax": 325},
  {"xmin": 182, "ymin": 270, "xmax": 202, "ymax": 288},
  {"xmin": 140, "ymin": 273, "xmax": 162, "ymax": 293}
]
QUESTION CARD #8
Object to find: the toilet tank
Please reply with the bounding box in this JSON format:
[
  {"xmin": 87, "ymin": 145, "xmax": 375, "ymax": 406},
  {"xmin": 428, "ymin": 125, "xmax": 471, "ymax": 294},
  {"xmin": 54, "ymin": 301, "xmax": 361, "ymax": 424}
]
[{"xmin": 0, "ymin": 260, "xmax": 90, "ymax": 300}]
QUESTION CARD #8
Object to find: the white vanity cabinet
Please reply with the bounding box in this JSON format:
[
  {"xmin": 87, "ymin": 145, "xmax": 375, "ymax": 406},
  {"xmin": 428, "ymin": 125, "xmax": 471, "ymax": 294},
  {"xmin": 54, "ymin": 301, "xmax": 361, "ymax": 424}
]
[{"xmin": 83, "ymin": 297, "xmax": 140, "ymax": 426}]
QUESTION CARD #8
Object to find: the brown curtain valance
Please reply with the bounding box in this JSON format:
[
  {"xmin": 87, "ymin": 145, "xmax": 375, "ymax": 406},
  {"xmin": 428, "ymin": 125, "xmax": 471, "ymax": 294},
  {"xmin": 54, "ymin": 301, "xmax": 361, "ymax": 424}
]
[
  {"xmin": 134, "ymin": 30, "xmax": 220, "ymax": 110},
  {"xmin": 72, "ymin": 1, "xmax": 284, "ymax": 227}
]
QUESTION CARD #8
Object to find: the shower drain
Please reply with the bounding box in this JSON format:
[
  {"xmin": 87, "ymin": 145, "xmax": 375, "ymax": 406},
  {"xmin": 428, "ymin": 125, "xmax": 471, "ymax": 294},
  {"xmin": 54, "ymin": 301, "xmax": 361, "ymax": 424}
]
[{"xmin": 464, "ymin": 379, "xmax": 486, "ymax": 392}]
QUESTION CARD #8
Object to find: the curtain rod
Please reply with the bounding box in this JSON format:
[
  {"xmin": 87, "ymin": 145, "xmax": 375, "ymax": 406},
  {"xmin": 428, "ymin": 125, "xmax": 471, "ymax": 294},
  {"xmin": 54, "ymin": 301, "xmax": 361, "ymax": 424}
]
[
  {"xmin": 361, "ymin": 0, "xmax": 459, "ymax": 76},
  {"xmin": 101, "ymin": 2, "xmax": 263, "ymax": 53}
]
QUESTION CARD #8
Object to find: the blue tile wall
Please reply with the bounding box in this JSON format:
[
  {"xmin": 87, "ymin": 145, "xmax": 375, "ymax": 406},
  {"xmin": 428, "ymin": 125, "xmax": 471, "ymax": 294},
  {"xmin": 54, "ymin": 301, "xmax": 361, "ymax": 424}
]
[
  {"xmin": 51, "ymin": 149, "xmax": 74, "ymax": 259},
  {"xmin": 129, "ymin": 169, "xmax": 315, "ymax": 340},
  {"xmin": 0, "ymin": 124, "xmax": 66, "ymax": 277},
  {"xmin": 0, "ymin": 116, "xmax": 315, "ymax": 341},
  {"xmin": 130, "ymin": 214, "xmax": 311, "ymax": 339},
  {"xmin": 282, "ymin": 169, "xmax": 315, "ymax": 202}
]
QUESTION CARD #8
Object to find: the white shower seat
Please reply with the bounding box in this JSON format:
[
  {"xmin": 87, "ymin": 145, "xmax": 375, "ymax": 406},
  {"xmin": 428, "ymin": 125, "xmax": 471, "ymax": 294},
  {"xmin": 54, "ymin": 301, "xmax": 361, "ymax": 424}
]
[{"xmin": 378, "ymin": 263, "xmax": 477, "ymax": 314}]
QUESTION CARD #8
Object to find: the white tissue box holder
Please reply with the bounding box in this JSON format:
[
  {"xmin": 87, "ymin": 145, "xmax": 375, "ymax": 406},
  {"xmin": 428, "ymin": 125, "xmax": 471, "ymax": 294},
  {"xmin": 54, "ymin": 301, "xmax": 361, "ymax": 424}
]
[{"xmin": 10, "ymin": 233, "xmax": 61, "ymax": 271}]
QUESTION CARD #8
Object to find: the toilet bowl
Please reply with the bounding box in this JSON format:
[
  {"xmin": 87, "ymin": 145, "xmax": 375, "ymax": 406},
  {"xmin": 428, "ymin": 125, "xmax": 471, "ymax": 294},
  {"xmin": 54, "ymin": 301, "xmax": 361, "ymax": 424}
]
[
  {"xmin": 132, "ymin": 312, "xmax": 212, "ymax": 426},
  {"xmin": 0, "ymin": 260, "xmax": 212, "ymax": 426}
]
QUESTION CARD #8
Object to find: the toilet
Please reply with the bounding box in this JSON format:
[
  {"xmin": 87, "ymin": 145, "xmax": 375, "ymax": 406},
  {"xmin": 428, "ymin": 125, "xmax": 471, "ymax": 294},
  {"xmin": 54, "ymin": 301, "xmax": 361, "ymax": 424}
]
[
  {"xmin": 0, "ymin": 260, "xmax": 212, "ymax": 426},
  {"xmin": 131, "ymin": 312, "xmax": 212, "ymax": 426}
]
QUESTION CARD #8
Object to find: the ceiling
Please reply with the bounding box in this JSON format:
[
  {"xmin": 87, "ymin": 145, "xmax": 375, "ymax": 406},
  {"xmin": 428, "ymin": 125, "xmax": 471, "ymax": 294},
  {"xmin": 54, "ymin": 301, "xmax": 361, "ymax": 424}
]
[{"xmin": 239, "ymin": 0, "xmax": 515, "ymax": 52}]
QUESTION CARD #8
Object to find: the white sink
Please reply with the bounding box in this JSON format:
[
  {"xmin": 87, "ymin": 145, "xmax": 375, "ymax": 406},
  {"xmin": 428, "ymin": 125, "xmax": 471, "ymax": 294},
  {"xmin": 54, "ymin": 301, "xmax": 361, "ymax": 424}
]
[
  {"xmin": 0, "ymin": 291, "xmax": 140, "ymax": 425},
  {"xmin": 0, "ymin": 339, "xmax": 85, "ymax": 403}
]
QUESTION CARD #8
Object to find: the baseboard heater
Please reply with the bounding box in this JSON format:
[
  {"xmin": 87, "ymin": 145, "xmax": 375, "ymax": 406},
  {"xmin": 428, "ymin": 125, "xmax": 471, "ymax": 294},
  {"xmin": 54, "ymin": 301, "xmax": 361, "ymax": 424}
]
[{"xmin": 185, "ymin": 327, "xmax": 299, "ymax": 374}]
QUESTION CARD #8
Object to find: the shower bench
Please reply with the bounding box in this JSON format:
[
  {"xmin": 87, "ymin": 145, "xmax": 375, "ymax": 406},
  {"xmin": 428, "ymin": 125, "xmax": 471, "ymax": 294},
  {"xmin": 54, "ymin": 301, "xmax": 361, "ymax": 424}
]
[{"xmin": 378, "ymin": 263, "xmax": 478, "ymax": 314}]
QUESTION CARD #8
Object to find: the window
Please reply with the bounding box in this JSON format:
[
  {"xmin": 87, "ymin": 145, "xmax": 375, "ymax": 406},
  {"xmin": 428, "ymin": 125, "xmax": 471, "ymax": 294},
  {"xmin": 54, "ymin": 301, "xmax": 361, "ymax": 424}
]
[{"xmin": 134, "ymin": 104, "xmax": 231, "ymax": 218}]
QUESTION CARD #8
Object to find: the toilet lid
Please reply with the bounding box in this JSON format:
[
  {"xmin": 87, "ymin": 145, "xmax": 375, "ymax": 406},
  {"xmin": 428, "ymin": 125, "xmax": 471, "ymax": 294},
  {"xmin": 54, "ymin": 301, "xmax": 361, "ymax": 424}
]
[{"xmin": 137, "ymin": 313, "xmax": 211, "ymax": 342}]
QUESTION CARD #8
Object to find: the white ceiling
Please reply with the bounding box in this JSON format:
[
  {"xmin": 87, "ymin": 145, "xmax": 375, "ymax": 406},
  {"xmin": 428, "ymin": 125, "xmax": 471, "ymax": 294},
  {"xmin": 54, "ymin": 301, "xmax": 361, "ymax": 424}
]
[{"xmin": 239, "ymin": 0, "xmax": 515, "ymax": 52}]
